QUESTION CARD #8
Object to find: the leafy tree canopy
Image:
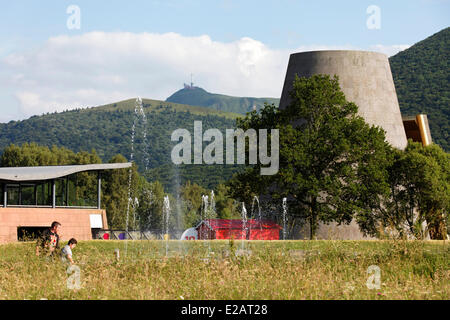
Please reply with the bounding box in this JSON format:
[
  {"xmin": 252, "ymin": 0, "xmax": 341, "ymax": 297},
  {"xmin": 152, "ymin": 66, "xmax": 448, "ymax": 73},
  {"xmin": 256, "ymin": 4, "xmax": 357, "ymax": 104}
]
[{"xmin": 228, "ymin": 74, "xmax": 392, "ymax": 239}]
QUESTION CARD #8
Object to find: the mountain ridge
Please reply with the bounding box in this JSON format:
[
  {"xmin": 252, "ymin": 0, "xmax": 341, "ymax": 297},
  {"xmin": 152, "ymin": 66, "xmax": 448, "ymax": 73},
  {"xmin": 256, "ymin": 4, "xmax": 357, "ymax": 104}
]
[
  {"xmin": 389, "ymin": 27, "xmax": 449, "ymax": 151},
  {"xmin": 0, "ymin": 28, "xmax": 447, "ymax": 193},
  {"xmin": 166, "ymin": 85, "xmax": 280, "ymax": 114},
  {"xmin": 0, "ymin": 98, "xmax": 243, "ymax": 191}
]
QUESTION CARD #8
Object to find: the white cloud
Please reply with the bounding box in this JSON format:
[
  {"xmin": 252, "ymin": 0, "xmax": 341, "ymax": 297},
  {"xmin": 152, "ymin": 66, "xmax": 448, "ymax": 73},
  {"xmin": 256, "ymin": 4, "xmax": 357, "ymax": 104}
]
[
  {"xmin": 369, "ymin": 44, "xmax": 411, "ymax": 57},
  {"xmin": 16, "ymin": 92, "xmax": 41, "ymax": 110},
  {"xmin": 0, "ymin": 31, "xmax": 404, "ymax": 121},
  {"xmin": 2, "ymin": 32, "xmax": 292, "ymax": 120}
]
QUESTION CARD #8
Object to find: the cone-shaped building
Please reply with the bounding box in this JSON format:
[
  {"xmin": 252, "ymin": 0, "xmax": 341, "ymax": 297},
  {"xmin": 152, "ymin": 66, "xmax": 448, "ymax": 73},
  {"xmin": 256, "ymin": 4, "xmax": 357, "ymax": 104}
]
[
  {"xmin": 279, "ymin": 50, "xmax": 408, "ymax": 239},
  {"xmin": 279, "ymin": 50, "xmax": 408, "ymax": 150}
]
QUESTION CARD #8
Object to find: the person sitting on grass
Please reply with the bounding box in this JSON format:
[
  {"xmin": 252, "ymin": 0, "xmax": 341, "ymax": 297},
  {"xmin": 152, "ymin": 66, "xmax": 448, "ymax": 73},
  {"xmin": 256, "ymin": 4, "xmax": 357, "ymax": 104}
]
[
  {"xmin": 61, "ymin": 238, "xmax": 77, "ymax": 265},
  {"xmin": 36, "ymin": 221, "xmax": 61, "ymax": 257}
]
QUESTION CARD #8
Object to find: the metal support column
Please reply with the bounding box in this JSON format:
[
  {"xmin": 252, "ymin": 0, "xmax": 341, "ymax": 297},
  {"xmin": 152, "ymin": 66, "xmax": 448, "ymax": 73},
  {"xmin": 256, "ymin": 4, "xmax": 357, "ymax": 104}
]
[
  {"xmin": 3, "ymin": 185, "xmax": 6, "ymax": 208},
  {"xmin": 34, "ymin": 185, "xmax": 37, "ymax": 206},
  {"xmin": 66, "ymin": 176, "xmax": 69, "ymax": 206},
  {"xmin": 97, "ymin": 171, "xmax": 101, "ymax": 209},
  {"xmin": 52, "ymin": 179, "xmax": 56, "ymax": 208}
]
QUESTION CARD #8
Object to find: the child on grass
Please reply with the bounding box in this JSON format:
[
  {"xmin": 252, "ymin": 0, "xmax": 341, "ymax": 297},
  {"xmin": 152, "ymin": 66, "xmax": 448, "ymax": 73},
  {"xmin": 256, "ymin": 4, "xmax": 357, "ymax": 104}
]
[{"xmin": 61, "ymin": 238, "xmax": 77, "ymax": 265}]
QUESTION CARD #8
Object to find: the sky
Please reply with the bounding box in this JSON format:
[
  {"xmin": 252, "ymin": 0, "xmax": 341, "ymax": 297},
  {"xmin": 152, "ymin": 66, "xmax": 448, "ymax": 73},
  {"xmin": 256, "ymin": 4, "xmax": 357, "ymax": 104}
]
[{"xmin": 0, "ymin": 0, "xmax": 448, "ymax": 122}]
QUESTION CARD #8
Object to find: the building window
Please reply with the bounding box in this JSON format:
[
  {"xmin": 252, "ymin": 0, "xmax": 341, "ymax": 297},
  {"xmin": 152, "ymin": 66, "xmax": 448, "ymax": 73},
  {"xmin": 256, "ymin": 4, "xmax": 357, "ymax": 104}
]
[
  {"xmin": 20, "ymin": 184, "xmax": 36, "ymax": 205},
  {"xmin": 7, "ymin": 185, "xmax": 20, "ymax": 205},
  {"xmin": 37, "ymin": 181, "xmax": 52, "ymax": 206},
  {"xmin": 66, "ymin": 172, "xmax": 97, "ymax": 207},
  {"xmin": 4, "ymin": 182, "xmax": 52, "ymax": 206},
  {"xmin": 2, "ymin": 171, "xmax": 98, "ymax": 207}
]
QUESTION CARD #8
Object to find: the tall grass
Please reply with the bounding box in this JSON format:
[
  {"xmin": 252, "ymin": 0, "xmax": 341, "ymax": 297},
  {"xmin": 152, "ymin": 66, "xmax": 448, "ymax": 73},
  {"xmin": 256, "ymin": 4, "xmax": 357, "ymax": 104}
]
[{"xmin": 0, "ymin": 240, "xmax": 448, "ymax": 300}]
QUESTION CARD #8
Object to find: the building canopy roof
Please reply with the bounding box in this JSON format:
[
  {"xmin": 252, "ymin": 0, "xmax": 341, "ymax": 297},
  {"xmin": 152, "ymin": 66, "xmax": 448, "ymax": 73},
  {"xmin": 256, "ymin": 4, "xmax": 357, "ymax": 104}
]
[{"xmin": 0, "ymin": 163, "xmax": 132, "ymax": 182}]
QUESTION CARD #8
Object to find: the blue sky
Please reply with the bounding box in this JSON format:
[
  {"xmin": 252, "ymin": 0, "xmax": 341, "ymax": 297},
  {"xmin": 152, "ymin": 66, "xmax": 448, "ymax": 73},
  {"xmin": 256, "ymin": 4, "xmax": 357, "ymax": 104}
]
[
  {"xmin": 1, "ymin": 0, "xmax": 448, "ymax": 50},
  {"xmin": 0, "ymin": 0, "xmax": 448, "ymax": 121}
]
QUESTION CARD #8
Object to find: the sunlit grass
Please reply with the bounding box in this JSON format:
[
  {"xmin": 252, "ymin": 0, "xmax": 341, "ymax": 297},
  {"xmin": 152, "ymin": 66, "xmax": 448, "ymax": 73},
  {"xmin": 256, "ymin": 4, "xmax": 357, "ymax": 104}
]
[{"xmin": 0, "ymin": 240, "xmax": 448, "ymax": 300}]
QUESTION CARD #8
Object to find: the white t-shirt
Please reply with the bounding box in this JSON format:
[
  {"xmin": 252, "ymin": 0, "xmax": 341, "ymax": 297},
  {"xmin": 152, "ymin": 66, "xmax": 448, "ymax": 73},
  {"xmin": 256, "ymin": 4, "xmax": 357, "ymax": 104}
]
[{"xmin": 61, "ymin": 245, "xmax": 72, "ymax": 262}]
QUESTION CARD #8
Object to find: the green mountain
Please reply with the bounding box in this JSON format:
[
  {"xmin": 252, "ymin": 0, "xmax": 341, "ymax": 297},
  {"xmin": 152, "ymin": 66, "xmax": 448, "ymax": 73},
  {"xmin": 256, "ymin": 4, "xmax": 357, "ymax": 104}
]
[
  {"xmin": 390, "ymin": 27, "xmax": 449, "ymax": 151},
  {"xmin": 166, "ymin": 28, "xmax": 449, "ymax": 152},
  {"xmin": 0, "ymin": 99, "xmax": 244, "ymax": 192},
  {"xmin": 166, "ymin": 85, "xmax": 280, "ymax": 114},
  {"xmin": 0, "ymin": 28, "xmax": 447, "ymax": 193}
]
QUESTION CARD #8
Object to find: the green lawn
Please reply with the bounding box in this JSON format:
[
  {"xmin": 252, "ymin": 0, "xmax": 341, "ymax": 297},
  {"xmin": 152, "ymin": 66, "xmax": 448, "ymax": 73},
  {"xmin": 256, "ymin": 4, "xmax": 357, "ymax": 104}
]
[{"xmin": 0, "ymin": 240, "xmax": 448, "ymax": 300}]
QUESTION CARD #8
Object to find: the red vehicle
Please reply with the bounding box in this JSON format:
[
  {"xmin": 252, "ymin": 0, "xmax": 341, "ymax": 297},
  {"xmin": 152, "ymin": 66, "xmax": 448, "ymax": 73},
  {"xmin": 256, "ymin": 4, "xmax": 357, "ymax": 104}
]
[{"xmin": 196, "ymin": 219, "xmax": 282, "ymax": 240}]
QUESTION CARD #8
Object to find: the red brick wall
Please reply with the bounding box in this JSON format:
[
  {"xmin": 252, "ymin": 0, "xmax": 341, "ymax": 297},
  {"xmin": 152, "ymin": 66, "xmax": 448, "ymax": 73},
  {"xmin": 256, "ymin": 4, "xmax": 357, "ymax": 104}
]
[
  {"xmin": 215, "ymin": 228, "xmax": 246, "ymax": 240},
  {"xmin": 0, "ymin": 207, "xmax": 108, "ymax": 243},
  {"xmin": 248, "ymin": 228, "xmax": 280, "ymax": 240}
]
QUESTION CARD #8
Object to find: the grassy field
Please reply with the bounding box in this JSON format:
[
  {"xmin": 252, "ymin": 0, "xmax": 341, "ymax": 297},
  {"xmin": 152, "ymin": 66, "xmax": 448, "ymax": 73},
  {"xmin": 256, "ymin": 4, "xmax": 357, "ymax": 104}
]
[{"xmin": 0, "ymin": 240, "xmax": 448, "ymax": 300}]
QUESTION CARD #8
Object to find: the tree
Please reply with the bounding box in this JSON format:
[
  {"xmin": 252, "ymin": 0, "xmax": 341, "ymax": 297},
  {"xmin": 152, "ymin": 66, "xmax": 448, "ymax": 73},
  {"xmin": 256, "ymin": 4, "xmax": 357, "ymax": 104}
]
[
  {"xmin": 414, "ymin": 143, "xmax": 449, "ymax": 239},
  {"xmin": 362, "ymin": 141, "xmax": 449, "ymax": 239},
  {"xmin": 214, "ymin": 183, "xmax": 241, "ymax": 219},
  {"xmin": 228, "ymin": 75, "xmax": 391, "ymax": 239},
  {"xmin": 180, "ymin": 181, "xmax": 207, "ymax": 228},
  {"xmin": 102, "ymin": 154, "xmax": 140, "ymax": 229},
  {"xmin": 135, "ymin": 180, "xmax": 166, "ymax": 231}
]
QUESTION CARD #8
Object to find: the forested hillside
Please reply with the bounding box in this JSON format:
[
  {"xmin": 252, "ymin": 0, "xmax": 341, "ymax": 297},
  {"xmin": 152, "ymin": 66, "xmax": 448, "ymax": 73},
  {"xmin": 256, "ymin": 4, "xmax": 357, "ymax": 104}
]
[
  {"xmin": 390, "ymin": 27, "xmax": 449, "ymax": 151},
  {"xmin": 0, "ymin": 99, "xmax": 243, "ymax": 191}
]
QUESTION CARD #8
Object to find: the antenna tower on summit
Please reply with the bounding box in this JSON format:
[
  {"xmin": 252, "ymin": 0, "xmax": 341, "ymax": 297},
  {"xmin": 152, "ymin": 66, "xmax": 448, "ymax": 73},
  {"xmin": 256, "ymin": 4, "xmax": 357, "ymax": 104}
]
[{"xmin": 184, "ymin": 74, "xmax": 195, "ymax": 89}]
